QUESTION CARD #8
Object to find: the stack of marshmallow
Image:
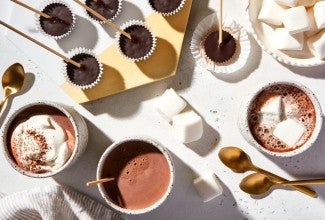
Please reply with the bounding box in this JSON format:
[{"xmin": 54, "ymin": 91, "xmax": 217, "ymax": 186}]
[
  {"xmin": 259, "ymin": 96, "xmax": 306, "ymax": 148},
  {"xmin": 156, "ymin": 88, "xmax": 203, "ymax": 143},
  {"xmin": 258, "ymin": 0, "xmax": 325, "ymax": 59}
]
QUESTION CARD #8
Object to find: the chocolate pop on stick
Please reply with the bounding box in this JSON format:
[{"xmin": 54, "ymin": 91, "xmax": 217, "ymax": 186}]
[
  {"xmin": 11, "ymin": 0, "xmax": 51, "ymax": 19},
  {"xmin": 0, "ymin": 20, "xmax": 81, "ymax": 68},
  {"xmin": 218, "ymin": 0, "xmax": 223, "ymax": 46},
  {"xmin": 73, "ymin": 0, "xmax": 131, "ymax": 39}
]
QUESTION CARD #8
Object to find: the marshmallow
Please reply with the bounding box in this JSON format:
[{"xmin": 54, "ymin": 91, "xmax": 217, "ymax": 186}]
[
  {"xmin": 297, "ymin": 0, "xmax": 317, "ymax": 7},
  {"xmin": 273, "ymin": 118, "xmax": 306, "ymax": 147},
  {"xmin": 282, "ymin": 6, "xmax": 311, "ymax": 34},
  {"xmin": 172, "ymin": 111, "xmax": 203, "ymax": 143},
  {"xmin": 156, "ymin": 88, "xmax": 187, "ymax": 122},
  {"xmin": 305, "ymin": 7, "xmax": 319, "ymax": 37},
  {"xmin": 314, "ymin": 1, "xmax": 325, "ymax": 29},
  {"xmin": 274, "ymin": 28, "xmax": 304, "ymax": 50},
  {"xmin": 258, "ymin": 0, "xmax": 287, "ymax": 26},
  {"xmin": 307, "ymin": 30, "xmax": 325, "ymax": 59},
  {"xmin": 274, "ymin": 0, "xmax": 297, "ymax": 7},
  {"xmin": 259, "ymin": 96, "xmax": 283, "ymax": 125},
  {"xmin": 193, "ymin": 173, "xmax": 223, "ymax": 202}
]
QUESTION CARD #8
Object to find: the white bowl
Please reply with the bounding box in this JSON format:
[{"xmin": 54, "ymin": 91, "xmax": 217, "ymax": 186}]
[
  {"xmin": 246, "ymin": 0, "xmax": 325, "ymax": 67},
  {"xmin": 2, "ymin": 101, "xmax": 88, "ymax": 178},
  {"xmin": 238, "ymin": 81, "xmax": 323, "ymax": 157}
]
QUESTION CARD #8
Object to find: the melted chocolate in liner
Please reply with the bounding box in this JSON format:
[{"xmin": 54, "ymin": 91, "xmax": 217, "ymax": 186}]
[
  {"xmin": 119, "ymin": 25, "xmax": 153, "ymax": 59},
  {"xmin": 7, "ymin": 105, "xmax": 76, "ymax": 173},
  {"xmin": 85, "ymin": 0, "xmax": 119, "ymax": 21},
  {"xmin": 101, "ymin": 141, "xmax": 171, "ymax": 210},
  {"xmin": 149, "ymin": 0, "xmax": 182, "ymax": 13},
  {"xmin": 40, "ymin": 3, "xmax": 73, "ymax": 36},
  {"xmin": 203, "ymin": 30, "xmax": 236, "ymax": 63},
  {"xmin": 66, "ymin": 53, "xmax": 100, "ymax": 86}
]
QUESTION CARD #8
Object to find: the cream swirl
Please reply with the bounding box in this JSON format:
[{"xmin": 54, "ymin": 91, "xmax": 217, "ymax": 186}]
[{"xmin": 11, "ymin": 115, "xmax": 69, "ymax": 173}]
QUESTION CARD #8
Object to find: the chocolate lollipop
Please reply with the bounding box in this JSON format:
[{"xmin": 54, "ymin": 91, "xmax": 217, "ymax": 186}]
[
  {"xmin": 149, "ymin": 0, "xmax": 186, "ymax": 16},
  {"xmin": 85, "ymin": 0, "xmax": 121, "ymax": 22}
]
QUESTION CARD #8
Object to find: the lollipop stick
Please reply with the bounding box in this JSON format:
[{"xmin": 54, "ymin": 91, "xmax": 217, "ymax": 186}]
[
  {"xmin": 86, "ymin": 178, "xmax": 114, "ymax": 186},
  {"xmin": 72, "ymin": 0, "xmax": 131, "ymax": 39},
  {"xmin": 11, "ymin": 0, "xmax": 51, "ymax": 19},
  {"xmin": 218, "ymin": 0, "xmax": 223, "ymax": 46},
  {"xmin": 0, "ymin": 20, "xmax": 81, "ymax": 68}
]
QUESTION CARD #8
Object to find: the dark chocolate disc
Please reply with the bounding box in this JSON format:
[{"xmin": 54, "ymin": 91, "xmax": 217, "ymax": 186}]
[
  {"xmin": 66, "ymin": 53, "xmax": 100, "ymax": 86},
  {"xmin": 203, "ymin": 30, "xmax": 236, "ymax": 63},
  {"xmin": 40, "ymin": 3, "xmax": 73, "ymax": 37},
  {"xmin": 85, "ymin": 0, "xmax": 119, "ymax": 21},
  {"xmin": 149, "ymin": 0, "xmax": 182, "ymax": 13},
  {"xmin": 119, "ymin": 25, "xmax": 153, "ymax": 59}
]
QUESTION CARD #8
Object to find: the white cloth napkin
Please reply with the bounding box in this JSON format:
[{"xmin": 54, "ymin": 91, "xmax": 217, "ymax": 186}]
[{"xmin": 0, "ymin": 185, "xmax": 123, "ymax": 220}]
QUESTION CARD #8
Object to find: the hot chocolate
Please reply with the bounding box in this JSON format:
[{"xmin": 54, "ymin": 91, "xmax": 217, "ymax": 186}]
[
  {"xmin": 248, "ymin": 84, "xmax": 316, "ymax": 152},
  {"xmin": 7, "ymin": 105, "xmax": 75, "ymax": 173},
  {"xmin": 100, "ymin": 140, "xmax": 171, "ymax": 210},
  {"xmin": 40, "ymin": 3, "xmax": 74, "ymax": 37}
]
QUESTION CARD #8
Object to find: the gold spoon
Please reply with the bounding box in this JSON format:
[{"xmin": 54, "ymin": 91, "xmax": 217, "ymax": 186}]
[
  {"xmin": 0, "ymin": 63, "xmax": 25, "ymax": 112},
  {"xmin": 240, "ymin": 173, "xmax": 325, "ymax": 195},
  {"xmin": 218, "ymin": 147, "xmax": 317, "ymax": 197}
]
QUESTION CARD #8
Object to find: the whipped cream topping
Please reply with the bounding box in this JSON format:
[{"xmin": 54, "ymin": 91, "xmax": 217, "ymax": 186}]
[{"xmin": 11, "ymin": 115, "xmax": 70, "ymax": 173}]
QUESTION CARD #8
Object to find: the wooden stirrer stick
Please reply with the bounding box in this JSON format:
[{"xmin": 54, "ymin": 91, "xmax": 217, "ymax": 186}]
[
  {"xmin": 0, "ymin": 20, "xmax": 81, "ymax": 68},
  {"xmin": 218, "ymin": 0, "xmax": 223, "ymax": 46},
  {"xmin": 11, "ymin": 0, "xmax": 51, "ymax": 19},
  {"xmin": 72, "ymin": 0, "xmax": 131, "ymax": 39},
  {"xmin": 86, "ymin": 178, "xmax": 114, "ymax": 186}
]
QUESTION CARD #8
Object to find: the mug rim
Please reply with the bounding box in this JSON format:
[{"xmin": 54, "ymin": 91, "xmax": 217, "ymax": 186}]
[
  {"xmin": 1, "ymin": 100, "xmax": 82, "ymax": 178},
  {"xmin": 241, "ymin": 81, "xmax": 323, "ymax": 157},
  {"xmin": 96, "ymin": 136, "xmax": 175, "ymax": 215}
]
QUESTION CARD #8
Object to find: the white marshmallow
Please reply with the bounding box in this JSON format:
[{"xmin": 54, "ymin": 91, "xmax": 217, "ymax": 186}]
[
  {"xmin": 307, "ymin": 30, "xmax": 325, "ymax": 59},
  {"xmin": 297, "ymin": 0, "xmax": 317, "ymax": 7},
  {"xmin": 156, "ymin": 88, "xmax": 187, "ymax": 122},
  {"xmin": 258, "ymin": 0, "xmax": 287, "ymax": 26},
  {"xmin": 172, "ymin": 111, "xmax": 203, "ymax": 143},
  {"xmin": 273, "ymin": 118, "xmax": 306, "ymax": 147},
  {"xmin": 259, "ymin": 96, "xmax": 283, "ymax": 125},
  {"xmin": 282, "ymin": 6, "xmax": 311, "ymax": 34},
  {"xmin": 274, "ymin": 0, "xmax": 297, "ymax": 7},
  {"xmin": 314, "ymin": 1, "xmax": 325, "ymax": 29},
  {"xmin": 193, "ymin": 173, "xmax": 223, "ymax": 202},
  {"xmin": 274, "ymin": 28, "xmax": 304, "ymax": 50},
  {"xmin": 305, "ymin": 7, "xmax": 319, "ymax": 37}
]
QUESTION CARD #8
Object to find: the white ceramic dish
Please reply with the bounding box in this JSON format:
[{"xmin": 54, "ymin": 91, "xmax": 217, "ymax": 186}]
[{"xmin": 246, "ymin": 0, "xmax": 325, "ymax": 67}]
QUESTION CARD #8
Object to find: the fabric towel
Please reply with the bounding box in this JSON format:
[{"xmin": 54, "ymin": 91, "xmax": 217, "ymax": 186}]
[{"xmin": 0, "ymin": 185, "xmax": 123, "ymax": 220}]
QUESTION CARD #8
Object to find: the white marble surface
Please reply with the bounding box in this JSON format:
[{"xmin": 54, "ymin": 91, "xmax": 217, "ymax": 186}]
[{"xmin": 1, "ymin": 0, "xmax": 325, "ymax": 219}]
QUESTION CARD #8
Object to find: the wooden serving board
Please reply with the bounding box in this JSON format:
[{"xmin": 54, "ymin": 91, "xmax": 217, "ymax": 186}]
[{"xmin": 60, "ymin": 0, "xmax": 192, "ymax": 103}]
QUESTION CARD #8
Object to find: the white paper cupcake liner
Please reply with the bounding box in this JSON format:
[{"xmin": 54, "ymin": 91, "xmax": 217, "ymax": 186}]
[
  {"xmin": 149, "ymin": 0, "xmax": 186, "ymax": 16},
  {"xmin": 116, "ymin": 20, "xmax": 157, "ymax": 62},
  {"xmin": 83, "ymin": 0, "xmax": 122, "ymax": 24},
  {"xmin": 63, "ymin": 47, "xmax": 103, "ymax": 90},
  {"xmin": 190, "ymin": 13, "xmax": 251, "ymax": 74},
  {"xmin": 36, "ymin": 0, "xmax": 76, "ymax": 40}
]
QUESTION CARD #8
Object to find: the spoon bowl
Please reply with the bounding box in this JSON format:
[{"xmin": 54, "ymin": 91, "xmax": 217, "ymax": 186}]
[
  {"xmin": 0, "ymin": 63, "xmax": 25, "ymax": 111},
  {"xmin": 240, "ymin": 173, "xmax": 276, "ymax": 195},
  {"xmin": 218, "ymin": 147, "xmax": 253, "ymax": 172}
]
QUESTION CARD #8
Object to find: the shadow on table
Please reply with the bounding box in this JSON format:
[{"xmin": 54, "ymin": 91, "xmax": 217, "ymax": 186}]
[
  {"xmin": 124, "ymin": 151, "xmax": 247, "ymax": 220},
  {"xmin": 53, "ymin": 119, "xmax": 113, "ymax": 203},
  {"xmin": 264, "ymin": 115, "xmax": 325, "ymax": 200},
  {"xmin": 57, "ymin": 15, "xmax": 98, "ymax": 53},
  {"xmin": 212, "ymin": 33, "xmax": 262, "ymax": 83},
  {"xmin": 281, "ymin": 63, "xmax": 325, "ymax": 79},
  {"xmin": 0, "ymin": 72, "xmax": 35, "ymax": 126}
]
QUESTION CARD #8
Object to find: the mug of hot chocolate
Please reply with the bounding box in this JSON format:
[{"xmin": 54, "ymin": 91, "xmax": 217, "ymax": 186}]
[
  {"xmin": 238, "ymin": 81, "xmax": 323, "ymax": 157},
  {"xmin": 2, "ymin": 101, "xmax": 88, "ymax": 177},
  {"xmin": 97, "ymin": 137, "xmax": 174, "ymax": 214}
]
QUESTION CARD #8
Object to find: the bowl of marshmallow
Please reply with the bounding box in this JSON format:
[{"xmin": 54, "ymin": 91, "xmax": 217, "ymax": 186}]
[{"xmin": 247, "ymin": 0, "xmax": 325, "ymax": 67}]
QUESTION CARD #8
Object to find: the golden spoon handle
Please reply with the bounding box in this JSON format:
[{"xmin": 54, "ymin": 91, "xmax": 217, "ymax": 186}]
[
  {"xmin": 252, "ymin": 165, "xmax": 317, "ymax": 198},
  {"xmin": 282, "ymin": 179, "xmax": 325, "ymax": 185},
  {"xmin": 0, "ymin": 96, "xmax": 9, "ymax": 112}
]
